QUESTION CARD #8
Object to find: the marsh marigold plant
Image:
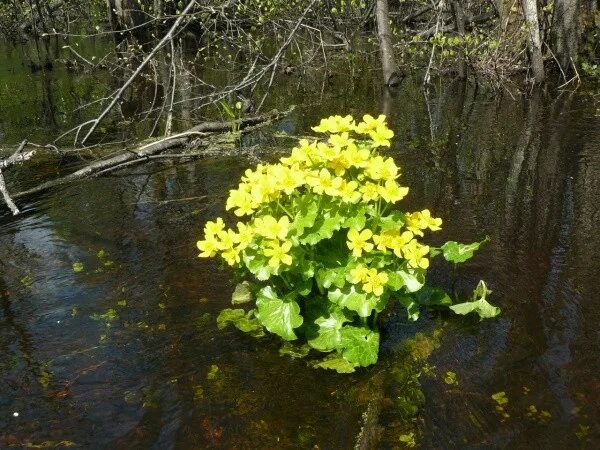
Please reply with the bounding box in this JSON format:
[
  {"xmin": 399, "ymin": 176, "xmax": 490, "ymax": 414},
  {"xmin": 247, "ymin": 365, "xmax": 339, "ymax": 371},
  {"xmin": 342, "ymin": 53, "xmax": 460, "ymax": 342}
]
[{"xmin": 197, "ymin": 114, "xmax": 499, "ymax": 373}]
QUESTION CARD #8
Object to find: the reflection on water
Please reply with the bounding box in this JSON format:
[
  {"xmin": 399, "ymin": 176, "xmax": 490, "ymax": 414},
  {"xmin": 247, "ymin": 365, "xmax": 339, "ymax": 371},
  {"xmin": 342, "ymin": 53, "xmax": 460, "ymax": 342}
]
[{"xmin": 1, "ymin": 68, "xmax": 600, "ymax": 447}]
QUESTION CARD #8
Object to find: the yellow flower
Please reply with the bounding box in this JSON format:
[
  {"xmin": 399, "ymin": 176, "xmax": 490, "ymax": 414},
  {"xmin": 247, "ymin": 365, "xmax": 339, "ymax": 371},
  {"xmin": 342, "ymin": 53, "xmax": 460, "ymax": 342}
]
[
  {"xmin": 328, "ymin": 132, "xmax": 353, "ymax": 149},
  {"xmin": 368, "ymin": 124, "xmax": 394, "ymax": 147},
  {"xmin": 373, "ymin": 230, "xmax": 398, "ymax": 251},
  {"xmin": 226, "ymin": 187, "xmax": 255, "ymax": 217},
  {"xmin": 280, "ymin": 139, "xmax": 317, "ymax": 167},
  {"xmin": 338, "ymin": 180, "xmax": 361, "ymax": 203},
  {"xmin": 271, "ymin": 164, "xmax": 303, "ymax": 194},
  {"xmin": 236, "ymin": 222, "xmax": 254, "ymax": 249},
  {"xmin": 328, "ymin": 156, "xmax": 351, "ymax": 176},
  {"xmin": 405, "ymin": 209, "xmax": 443, "ymax": 236},
  {"xmin": 378, "ymin": 179, "xmax": 409, "ymax": 203},
  {"xmin": 197, "ymin": 234, "xmax": 220, "ymax": 258},
  {"xmin": 347, "ymin": 227, "xmax": 374, "ymax": 257},
  {"xmin": 420, "ymin": 209, "xmax": 443, "ymax": 231},
  {"xmin": 359, "ymin": 182, "xmax": 380, "ymax": 202},
  {"xmin": 342, "ymin": 145, "xmax": 370, "ymax": 168},
  {"xmin": 308, "ymin": 168, "xmax": 334, "ymax": 195},
  {"xmin": 324, "ymin": 176, "xmax": 344, "ymax": 197},
  {"xmin": 402, "ymin": 239, "xmax": 430, "ymax": 269},
  {"xmin": 222, "ymin": 248, "xmax": 241, "ymax": 266},
  {"xmin": 255, "ymin": 215, "xmax": 290, "ymax": 241},
  {"xmin": 349, "ymin": 264, "xmax": 369, "ymax": 284},
  {"xmin": 216, "ymin": 229, "xmax": 239, "ymax": 251},
  {"xmin": 362, "ymin": 268, "xmax": 389, "ymax": 296},
  {"xmin": 204, "ymin": 218, "xmax": 225, "ymax": 236},
  {"xmin": 405, "ymin": 212, "xmax": 425, "ymax": 237},
  {"xmin": 356, "ymin": 114, "xmax": 387, "ymax": 134},
  {"xmin": 316, "ymin": 142, "xmax": 339, "ymax": 161},
  {"xmin": 312, "ymin": 115, "xmax": 356, "ymax": 134},
  {"xmin": 263, "ymin": 240, "xmax": 293, "ymax": 269},
  {"xmin": 365, "ymin": 156, "xmax": 398, "ymax": 181},
  {"xmin": 391, "ymin": 230, "xmax": 414, "ymax": 258}
]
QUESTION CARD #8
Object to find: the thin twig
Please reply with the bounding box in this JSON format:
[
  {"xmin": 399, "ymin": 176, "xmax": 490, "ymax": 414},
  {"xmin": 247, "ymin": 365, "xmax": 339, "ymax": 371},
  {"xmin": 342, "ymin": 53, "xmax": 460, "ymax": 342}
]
[{"xmin": 79, "ymin": 0, "xmax": 198, "ymax": 145}]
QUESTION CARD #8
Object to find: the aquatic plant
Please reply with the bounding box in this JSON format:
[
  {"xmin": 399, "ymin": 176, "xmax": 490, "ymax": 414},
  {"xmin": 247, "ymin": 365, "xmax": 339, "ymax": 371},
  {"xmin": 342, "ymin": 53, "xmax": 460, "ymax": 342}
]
[{"xmin": 197, "ymin": 114, "xmax": 499, "ymax": 372}]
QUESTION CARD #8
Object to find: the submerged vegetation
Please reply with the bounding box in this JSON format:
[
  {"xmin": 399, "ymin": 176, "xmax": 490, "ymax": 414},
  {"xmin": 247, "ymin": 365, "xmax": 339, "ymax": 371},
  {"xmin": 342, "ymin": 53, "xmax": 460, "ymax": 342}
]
[{"xmin": 197, "ymin": 114, "xmax": 499, "ymax": 372}]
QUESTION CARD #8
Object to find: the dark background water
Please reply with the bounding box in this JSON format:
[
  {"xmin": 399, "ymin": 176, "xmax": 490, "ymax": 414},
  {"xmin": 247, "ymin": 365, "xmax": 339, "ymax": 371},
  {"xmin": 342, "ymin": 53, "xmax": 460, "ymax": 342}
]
[{"xmin": 1, "ymin": 39, "xmax": 599, "ymax": 448}]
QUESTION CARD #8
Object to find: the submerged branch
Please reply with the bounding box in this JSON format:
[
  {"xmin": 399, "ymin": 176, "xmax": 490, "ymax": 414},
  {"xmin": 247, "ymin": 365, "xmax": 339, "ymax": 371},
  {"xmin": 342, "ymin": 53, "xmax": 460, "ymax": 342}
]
[{"xmin": 2, "ymin": 108, "xmax": 291, "ymax": 214}]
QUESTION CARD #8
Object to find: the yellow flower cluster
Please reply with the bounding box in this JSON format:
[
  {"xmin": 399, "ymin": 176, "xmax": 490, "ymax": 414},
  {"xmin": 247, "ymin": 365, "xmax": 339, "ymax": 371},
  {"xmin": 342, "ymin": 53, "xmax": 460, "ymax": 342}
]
[
  {"xmin": 312, "ymin": 114, "xmax": 395, "ymax": 147},
  {"xmin": 346, "ymin": 222, "xmax": 434, "ymax": 270},
  {"xmin": 349, "ymin": 265, "xmax": 389, "ymax": 297},
  {"xmin": 224, "ymin": 115, "xmax": 408, "ymax": 217},
  {"xmin": 405, "ymin": 209, "xmax": 443, "ymax": 236},
  {"xmin": 196, "ymin": 214, "xmax": 292, "ymax": 269},
  {"xmin": 197, "ymin": 114, "xmax": 443, "ymax": 284}
]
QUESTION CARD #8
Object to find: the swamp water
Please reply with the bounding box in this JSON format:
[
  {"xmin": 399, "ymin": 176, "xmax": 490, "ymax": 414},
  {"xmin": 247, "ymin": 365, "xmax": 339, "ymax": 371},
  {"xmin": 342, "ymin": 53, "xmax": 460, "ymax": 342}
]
[{"xmin": 1, "ymin": 41, "xmax": 600, "ymax": 449}]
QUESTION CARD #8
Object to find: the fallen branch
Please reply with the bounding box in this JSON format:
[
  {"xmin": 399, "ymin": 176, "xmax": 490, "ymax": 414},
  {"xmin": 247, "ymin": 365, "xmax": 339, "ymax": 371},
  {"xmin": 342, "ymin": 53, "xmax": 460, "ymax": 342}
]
[
  {"xmin": 0, "ymin": 140, "xmax": 31, "ymax": 215},
  {"xmin": 6, "ymin": 108, "xmax": 290, "ymax": 211}
]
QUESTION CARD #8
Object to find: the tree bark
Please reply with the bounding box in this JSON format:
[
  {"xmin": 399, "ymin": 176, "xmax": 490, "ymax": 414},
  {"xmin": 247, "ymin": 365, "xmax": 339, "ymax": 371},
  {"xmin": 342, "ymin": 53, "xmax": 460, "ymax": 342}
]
[
  {"xmin": 521, "ymin": 0, "xmax": 545, "ymax": 83},
  {"xmin": 375, "ymin": 0, "xmax": 400, "ymax": 86},
  {"xmin": 553, "ymin": 0, "xmax": 580, "ymax": 72},
  {"xmin": 451, "ymin": 0, "xmax": 467, "ymax": 79}
]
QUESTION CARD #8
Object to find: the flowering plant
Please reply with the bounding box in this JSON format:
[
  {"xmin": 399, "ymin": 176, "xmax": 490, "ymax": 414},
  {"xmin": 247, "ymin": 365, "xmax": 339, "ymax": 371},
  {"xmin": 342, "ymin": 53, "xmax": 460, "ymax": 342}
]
[{"xmin": 197, "ymin": 114, "xmax": 499, "ymax": 372}]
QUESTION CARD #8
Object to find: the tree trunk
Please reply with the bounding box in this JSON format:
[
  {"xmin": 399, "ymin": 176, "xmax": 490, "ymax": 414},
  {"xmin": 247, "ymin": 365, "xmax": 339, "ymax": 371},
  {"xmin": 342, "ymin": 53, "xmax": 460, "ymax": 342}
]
[
  {"xmin": 375, "ymin": 0, "xmax": 400, "ymax": 86},
  {"xmin": 553, "ymin": 0, "xmax": 580, "ymax": 72},
  {"xmin": 521, "ymin": 0, "xmax": 545, "ymax": 83},
  {"xmin": 451, "ymin": 0, "xmax": 467, "ymax": 79}
]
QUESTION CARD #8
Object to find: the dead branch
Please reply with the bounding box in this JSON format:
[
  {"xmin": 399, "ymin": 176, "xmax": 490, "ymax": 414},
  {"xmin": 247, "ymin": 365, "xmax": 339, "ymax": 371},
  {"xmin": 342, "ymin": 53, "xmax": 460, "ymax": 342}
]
[
  {"xmin": 79, "ymin": 0, "xmax": 198, "ymax": 146},
  {"xmin": 4, "ymin": 108, "xmax": 290, "ymax": 213}
]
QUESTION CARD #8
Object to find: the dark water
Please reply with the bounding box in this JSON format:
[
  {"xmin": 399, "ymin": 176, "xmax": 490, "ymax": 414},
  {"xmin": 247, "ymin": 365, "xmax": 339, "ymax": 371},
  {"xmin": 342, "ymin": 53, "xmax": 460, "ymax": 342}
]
[{"xmin": 1, "ymin": 39, "xmax": 600, "ymax": 449}]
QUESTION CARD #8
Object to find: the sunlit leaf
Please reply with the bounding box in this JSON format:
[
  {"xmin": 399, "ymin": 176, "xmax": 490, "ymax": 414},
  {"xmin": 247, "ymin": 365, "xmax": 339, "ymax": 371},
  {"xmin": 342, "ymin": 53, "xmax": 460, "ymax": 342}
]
[
  {"xmin": 231, "ymin": 281, "xmax": 252, "ymax": 304},
  {"xmin": 397, "ymin": 270, "xmax": 425, "ymax": 293},
  {"xmin": 328, "ymin": 286, "xmax": 382, "ymax": 317},
  {"xmin": 449, "ymin": 280, "xmax": 500, "ymax": 319},
  {"xmin": 310, "ymin": 353, "xmax": 357, "ymax": 373},
  {"xmin": 308, "ymin": 307, "xmax": 352, "ymax": 352},
  {"xmin": 339, "ymin": 326, "xmax": 379, "ymax": 367},
  {"xmin": 440, "ymin": 236, "xmax": 489, "ymax": 264},
  {"xmin": 255, "ymin": 286, "xmax": 303, "ymax": 340},
  {"xmin": 217, "ymin": 308, "xmax": 265, "ymax": 337}
]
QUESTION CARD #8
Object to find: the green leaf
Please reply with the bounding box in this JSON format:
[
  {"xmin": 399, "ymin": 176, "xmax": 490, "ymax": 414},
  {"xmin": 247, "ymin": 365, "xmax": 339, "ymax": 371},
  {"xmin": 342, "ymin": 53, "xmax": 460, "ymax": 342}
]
[
  {"xmin": 217, "ymin": 308, "xmax": 265, "ymax": 337},
  {"xmin": 279, "ymin": 342, "xmax": 311, "ymax": 358},
  {"xmin": 242, "ymin": 251, "xmax": 273, "ymax": 281},
  {"xmin": 231, "ymin": 281, "xmax": 252, "ymax": 305},
  {"xmin": 449, "ymin": 280, "xmax": 500, "ymax": 319},
  {"xmin": 300, "ymin": 208, "xmax": 344, "ymax": 245},
  {"xmin": 255, "ymin": 286, "xmax": 303, "ymax": 340},
  {"xmin": 440, "ymin": 237, "xmax": 489, "ymax": 264},
  {"xmin": 308, "ymin": 307, "xmax": 352, "ymax": 352},
  {"xmin": 72, "ymin": 262, "xmax": 84, "ymax": 273},
  {"xmin": 290, "ymin": 196, "xmax": 319, "ymax": 236},
  {"xmin": 415, "ymin": 286, "xmax": 452, "ymax": 307},
  {"xmin": 310, "ymin": 353, "xmax": 357, "ymax": 373},
  {"xmin": 339, "ymin": 326, "xmax": 380, "ymax": 367},
  {"xmin": 328, "ymin": 286, "xmax": 382, "ymax": 317},
  {"xmin": 397, "ymin": 294, "xmax": 420, "ymax": 321},
  {"xmin": 342, "ymin": 205, "xmax": 367, "ymax": 229},
  {"xmin": 378, "ymin": 211, "xmax": 405, "ymax": 231},
  {"xmin": 397, "ymin": 270, "xmax": 425, "ymax": 293},
  {"xmin": 316, "ymin": 266, "xmax": 347, "ymax": 290}
]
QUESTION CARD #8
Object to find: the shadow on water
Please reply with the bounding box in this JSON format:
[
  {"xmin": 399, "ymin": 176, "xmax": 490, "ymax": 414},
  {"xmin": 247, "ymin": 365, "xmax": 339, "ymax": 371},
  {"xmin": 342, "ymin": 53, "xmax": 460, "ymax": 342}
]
[{"xmin": 1, "ymin": 42, "xmax": 600, "ymax": 447}]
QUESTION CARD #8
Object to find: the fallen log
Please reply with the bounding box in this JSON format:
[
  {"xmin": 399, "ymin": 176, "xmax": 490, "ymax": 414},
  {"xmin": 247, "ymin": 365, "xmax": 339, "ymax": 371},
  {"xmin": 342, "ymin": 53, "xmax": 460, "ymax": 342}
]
[{"xmin": 1, "ymin": 108, "xmax": 290, "ymax": 214}]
